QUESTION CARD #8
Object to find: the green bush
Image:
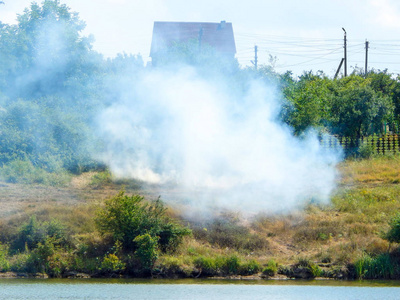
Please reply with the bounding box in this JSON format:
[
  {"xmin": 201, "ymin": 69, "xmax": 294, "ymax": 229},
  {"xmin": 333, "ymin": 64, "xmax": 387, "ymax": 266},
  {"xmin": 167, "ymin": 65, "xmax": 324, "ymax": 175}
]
[
  {"xmin": 133, "ymin": 234, "xmax": 158, "ymax": 271},
  {"xmin": 262, "ymin": 259, "xmax": 278, "ymax": 277},
  {"xmin": 385, "ymin": 213, "xmax": 400, "ymax": 244},
  {"xmin": 95, "ymin": 191, "xmax": 191, "ymax": 252},
  {"xmin": 46, "ymin": 251, "xmax": 72, "ymax": 277},
  {"xmin": 193, "ymin": 256, "xmax": 218, "ymax": 276},
  {"xmin": 158, "ymin": 222, "xmax": 192, "ymax": 253},
  {"xmin": 221, "ymin": 255, "xmax": 241, "ymax": 275},
  {"xmin": 9, "ymin": 252, "xmax": 30, "ymax": 272},
  {"xmin": 72, "ymin": 256, "xmax": 101, "ymax": 274},
  {"xmin": 193, "ymin": 255, "xmax": 261, "ymax": 276},
  {"xmin": 25, "ymin": 237, "xmax": 57, "ymax": 273},
  {"xmin": 10, "ymin": 236, "xmax": 72, "ymax": 276},
  {"xmin": 11, "ymin": 216, "xmax": 47, "ymax": 252},
  {"xmin": 296, "ymin": 258, "xmax": 323, "ymax": 278},
  {"xmin": 155, "ymin": 256, "xmax": 192, "ymax": 277},
  {"xmin": 100, "ymin": 253, "xmax": 126, "ymax": 273},
  {"xmin": 309, "ymin": 262, "xmax": 324, "ymax": 277},
  {"xmin": 357, "ymin": 141, "xmax": 375, "ymax": 159},
  {"xmin": 239, "ymin": 259, "xmax": 261, "ymax": 275},
  {"xmin": 11, "ymin": 216, "xmax": 70, "ymax": 253},
  {"xmin": 0, "ymin": 243, "xmax": 10, "ymax": 272}
]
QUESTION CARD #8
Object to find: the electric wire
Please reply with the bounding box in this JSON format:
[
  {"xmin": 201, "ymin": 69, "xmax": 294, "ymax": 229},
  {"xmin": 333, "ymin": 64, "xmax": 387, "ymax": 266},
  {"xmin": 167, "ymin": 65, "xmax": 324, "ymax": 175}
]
[{"xmin": 234, "ymin": 32, "xmax": 400, "ymax": 75}]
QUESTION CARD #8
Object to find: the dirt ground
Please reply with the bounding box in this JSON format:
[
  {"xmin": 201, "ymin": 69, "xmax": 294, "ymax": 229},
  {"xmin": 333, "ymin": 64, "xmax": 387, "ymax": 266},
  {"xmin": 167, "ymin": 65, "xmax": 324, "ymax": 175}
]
[{"xmin": 0, "ymin": 172, "xmax": 186, "ymax": 219}]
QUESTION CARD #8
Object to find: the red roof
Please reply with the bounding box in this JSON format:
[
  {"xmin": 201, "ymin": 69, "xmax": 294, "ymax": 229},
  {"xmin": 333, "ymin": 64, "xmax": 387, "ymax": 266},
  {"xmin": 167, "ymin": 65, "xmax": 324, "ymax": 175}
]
[{"xmin": 150, "ymin": 21, "xmax": 236, "ymax": 56}]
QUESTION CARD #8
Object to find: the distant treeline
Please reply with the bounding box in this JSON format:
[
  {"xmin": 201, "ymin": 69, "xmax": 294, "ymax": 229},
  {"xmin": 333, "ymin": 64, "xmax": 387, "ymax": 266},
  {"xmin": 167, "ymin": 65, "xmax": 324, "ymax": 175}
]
[
  {"xmin": 0, "ymin": 1, "xmax": 399, "ymax": 178},
  {"xmin": 0, "ymin": 1, "xmax": 144, "ymax": 176}
]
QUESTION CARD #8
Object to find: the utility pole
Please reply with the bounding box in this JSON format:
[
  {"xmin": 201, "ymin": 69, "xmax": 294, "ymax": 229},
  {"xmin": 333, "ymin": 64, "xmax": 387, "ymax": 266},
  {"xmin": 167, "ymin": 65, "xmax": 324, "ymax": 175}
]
[
  {"xmin": 365, "ymin": 40, "xmax": 369, "ymax": 77},
  {"xmin": 251, "ymin": 45, "xmax": 258, "ymax": 70},
  {"xmin": 342, "ymin": 28, "xmax": 347, "ymax": 77},
  {"xmin": 334, "ymin": 58, "xmax": 345, "ymax": 79}
]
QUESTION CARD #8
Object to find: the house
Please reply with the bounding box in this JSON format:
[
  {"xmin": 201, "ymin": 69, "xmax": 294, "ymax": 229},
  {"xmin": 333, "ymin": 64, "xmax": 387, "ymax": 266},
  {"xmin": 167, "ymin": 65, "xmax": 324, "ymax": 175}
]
[{"xmin": 150, "ymin": 21, "xmax": 236, "ymax": 66}]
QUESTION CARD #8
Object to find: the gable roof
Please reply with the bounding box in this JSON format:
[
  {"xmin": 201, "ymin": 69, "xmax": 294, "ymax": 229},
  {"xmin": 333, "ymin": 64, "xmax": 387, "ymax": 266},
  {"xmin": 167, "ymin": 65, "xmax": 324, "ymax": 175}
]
[{"xmin": 150, "ymin": 21, "xmax": 236, "ymax": 57}]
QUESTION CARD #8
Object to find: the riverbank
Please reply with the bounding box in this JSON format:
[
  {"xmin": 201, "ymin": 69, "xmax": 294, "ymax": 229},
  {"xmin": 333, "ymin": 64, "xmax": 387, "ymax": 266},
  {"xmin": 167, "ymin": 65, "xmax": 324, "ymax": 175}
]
[{"xmin": 0, "ymin": 155, "xmax": 399, "ymax": 280}]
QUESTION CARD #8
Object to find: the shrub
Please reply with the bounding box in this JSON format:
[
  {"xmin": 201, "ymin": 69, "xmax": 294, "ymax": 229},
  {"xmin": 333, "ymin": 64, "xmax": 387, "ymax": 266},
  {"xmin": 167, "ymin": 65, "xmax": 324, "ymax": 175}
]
[
  {"xmin": 0, "ymin": 243, "xmax": 10, "ymax": 272},
  {"xmin": 25, "ymin": 237, "xmax": 57, "ymax": 273},
  {"xmin": 74, "ymin": 233, "xmax": 114, "ymax": 259},
  {"xmin": 95, "ymin": 191, "xmax": 191, "ymax": 252},
  {"xmin": 155, "ymin": 256, "xmax": 192, "ymax": 277},
  {"xmin": 193, "ymin": 255, "xmax": 263, "ymax": 277},
  {"xmin": 239, "ymin": 259, "xmax": 261, "ymax": 275},
  {"xmin": 357, "ymin": 141, "xmax": 375, "ymax": 159},
  {"xmin": 101, "ymin": 253, "xmax": 126, "ymax": 273},
  {"xmin": 296, "ymin": 258, "xmax": 324, "ymax": 278},
  {"xmin": 46, "ymin": 251, "xmax": 72, "ymax": 277},
  {"xmin": 9, "ymin": 252, "xmax": 30, "ymax": 272},
  {"xmin": 384, "ymin": 213, "xmax": 400, "ymax": 244},
  {"xmin": 193, "ymin": 256, "xmax": 218, "ymax": 276},
  {"xmin": 11, "ymin": 216, "xmax": 70, "ymax": 253},
  {"xmin": 158, "ymin": 222, "xmax": 192, "ymax": 253},
  {"xmin": 262, "ymin": 259, "xmax": 278, "ymax": 277},
  {"xmin": 72, "ymin": 257, "xmax": 101, "ymax": 274},
  {"xmin": 133, "ymin": 234, "xmax": 158, "ymax": 272},
  {"xmin": 221, "ymin": 255, "xmax": 241, "ymax": 275},
  {"xmin": 11, "ymin": 216, "xmax": 47, "ymax": 252},
  {"xmin": 309, "ymin": 262, "xmax": 324, "ymax": 277}
]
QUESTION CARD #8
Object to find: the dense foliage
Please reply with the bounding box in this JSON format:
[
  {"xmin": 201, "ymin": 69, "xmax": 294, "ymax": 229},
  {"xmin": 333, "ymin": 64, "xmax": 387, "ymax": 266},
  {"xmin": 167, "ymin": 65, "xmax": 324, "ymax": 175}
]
[
  {"xmin": 385, "ymin": 213, "xmax": 400, "ymax": 244},
  {"xmin": 95, "ymin": 191, "xmax": 191, "ymax": 253},
  {"xmin": 255, "ymin": 69, "xmax": 396, "ymax": 138},
  {"xmin": 0, "ymin": 1, "xmax": 142, "ymax": 179},
  {"xmin": 1, "ymin": 1, "xmax": 400, "ymax": 180}
]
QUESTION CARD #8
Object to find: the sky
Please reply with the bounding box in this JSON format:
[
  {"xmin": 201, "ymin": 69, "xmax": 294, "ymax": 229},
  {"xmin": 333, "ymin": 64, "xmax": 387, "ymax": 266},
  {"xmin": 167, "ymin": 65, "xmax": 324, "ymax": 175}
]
[{"xmin": 2, "ymin": 0, "xmax": 400, "ymax": 77}]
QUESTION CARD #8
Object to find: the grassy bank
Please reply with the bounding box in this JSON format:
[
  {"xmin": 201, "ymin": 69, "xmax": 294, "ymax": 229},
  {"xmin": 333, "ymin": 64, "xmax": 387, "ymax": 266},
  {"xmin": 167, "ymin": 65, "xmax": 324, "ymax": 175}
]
[{"xmin": 0, "ymin": 155, "xmax": 400, "ymax": 279}]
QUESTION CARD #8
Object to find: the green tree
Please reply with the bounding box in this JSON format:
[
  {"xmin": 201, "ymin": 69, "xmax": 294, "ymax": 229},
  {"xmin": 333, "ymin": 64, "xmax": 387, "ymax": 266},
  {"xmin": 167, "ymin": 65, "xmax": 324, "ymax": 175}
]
[
  {"xmin": 364, "ymin": 70, "xmax": 400, "ymax": 127},
  {"xmin": 11, "ymin": 216, "xmax": 69, "ymax": 253},
  {"xmin": 329, "ymin": 75, "xmax": 394, "ymax": 138},
  {"xmin": 283, "ymin": 71, "xmax": 331, "ymax": 134},
  {"xmin": 0, "ymin": 0, "xmax": 98, "ymax": 98},
  {"xmin": 0, "ymin": 1, "xmax": 106, "ymax": 173}
]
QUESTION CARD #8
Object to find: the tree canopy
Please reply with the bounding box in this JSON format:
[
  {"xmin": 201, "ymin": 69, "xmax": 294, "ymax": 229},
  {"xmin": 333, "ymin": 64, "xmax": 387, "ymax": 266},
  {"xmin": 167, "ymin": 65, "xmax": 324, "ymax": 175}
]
[{"xmin": 1, "ymin": 0, "xmax": 400, "ymax": 180}]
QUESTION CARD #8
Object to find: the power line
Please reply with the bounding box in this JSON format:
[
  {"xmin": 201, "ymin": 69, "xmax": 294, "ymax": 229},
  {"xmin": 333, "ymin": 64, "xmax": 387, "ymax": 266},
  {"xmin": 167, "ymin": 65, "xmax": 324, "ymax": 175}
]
[{"xmin": 234, "ymin": 31, "xmax": 400, "ymax": 75}]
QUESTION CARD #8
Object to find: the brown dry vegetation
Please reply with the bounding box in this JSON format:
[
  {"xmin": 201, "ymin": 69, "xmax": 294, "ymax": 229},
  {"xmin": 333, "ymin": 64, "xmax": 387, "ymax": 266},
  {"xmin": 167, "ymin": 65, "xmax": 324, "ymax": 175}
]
[{"xmin": 0, "ymin": 155, "xmax": 400, "ymax": 277}]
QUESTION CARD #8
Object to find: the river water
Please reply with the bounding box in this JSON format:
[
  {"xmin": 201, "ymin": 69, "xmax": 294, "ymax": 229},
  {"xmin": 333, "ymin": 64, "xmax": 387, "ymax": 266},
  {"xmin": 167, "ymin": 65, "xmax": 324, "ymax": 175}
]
[{"xmin": 0, "ymin": 278, "xmax": 399, "ymax": 299}]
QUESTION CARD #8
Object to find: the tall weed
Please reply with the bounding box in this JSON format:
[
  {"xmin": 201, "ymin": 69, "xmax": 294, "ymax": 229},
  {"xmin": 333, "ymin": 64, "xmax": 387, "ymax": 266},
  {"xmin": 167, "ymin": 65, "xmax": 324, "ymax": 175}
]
[{"xmin": 354, "ymin": 253, "xmax": 394, "ymax": 279}]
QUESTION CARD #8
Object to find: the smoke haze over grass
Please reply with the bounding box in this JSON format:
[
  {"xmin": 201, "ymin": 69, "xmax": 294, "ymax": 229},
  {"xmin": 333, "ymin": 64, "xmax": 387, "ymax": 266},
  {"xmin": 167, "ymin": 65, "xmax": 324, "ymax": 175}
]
[{"xmin": 96, "ymin": 66, "xmax": 342, "ymax": 215}]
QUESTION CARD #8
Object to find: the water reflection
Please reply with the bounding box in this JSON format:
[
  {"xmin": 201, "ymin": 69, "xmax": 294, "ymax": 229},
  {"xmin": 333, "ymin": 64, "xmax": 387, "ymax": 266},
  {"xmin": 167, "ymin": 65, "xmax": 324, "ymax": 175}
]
[{"xmin": 1, "ymin": 278, "xmax": 399, "ymax": 300}]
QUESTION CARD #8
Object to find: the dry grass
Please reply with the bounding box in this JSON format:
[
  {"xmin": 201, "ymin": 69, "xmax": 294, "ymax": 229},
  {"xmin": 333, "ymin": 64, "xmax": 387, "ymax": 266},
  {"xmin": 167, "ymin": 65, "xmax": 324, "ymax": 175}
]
[
  {"xmin": 245, "ymin": 155, "xmax": 400, "ymax": 265},
  {"xmin": 0, "ymin": 155, "xmax": 399, "ymax": 269},
  {"xmin": 339, "ymin": 155, "xmax": 400, "ymax": 186}
]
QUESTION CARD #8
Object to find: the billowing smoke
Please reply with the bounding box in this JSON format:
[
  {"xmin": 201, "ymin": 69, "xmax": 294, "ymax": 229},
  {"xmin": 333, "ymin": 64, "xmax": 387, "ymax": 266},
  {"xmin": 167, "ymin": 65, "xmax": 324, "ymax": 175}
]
[
  {"xmin": 96, "ymin": 66, "xmax": 342, "ymax": 216},
  {"xmin": 0, "ymin": 2, "xmax": 342, "ymax": 217}
]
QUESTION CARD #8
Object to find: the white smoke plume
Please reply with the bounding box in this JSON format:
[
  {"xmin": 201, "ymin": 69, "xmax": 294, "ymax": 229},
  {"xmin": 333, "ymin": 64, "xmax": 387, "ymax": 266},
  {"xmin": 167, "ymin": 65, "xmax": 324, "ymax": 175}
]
[{"xmin": 96, "ymin": 66, "xmax": 342, "ymax": 216}]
